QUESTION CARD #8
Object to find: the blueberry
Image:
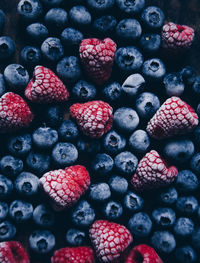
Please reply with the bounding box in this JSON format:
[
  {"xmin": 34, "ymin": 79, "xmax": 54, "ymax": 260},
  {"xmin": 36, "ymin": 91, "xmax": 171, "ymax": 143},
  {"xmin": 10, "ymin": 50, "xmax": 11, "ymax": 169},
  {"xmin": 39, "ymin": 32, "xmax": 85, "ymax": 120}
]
[
  {"xmin": 0, "ymin": 155, "xmax": 23, "ymax": 177},
  {"xmin": 128, "ymin": 212, "xmax": 152, "ymax": 237},
  {"xmin": 123, "ymin": 191, "xmax": 144, "ymax": 212},
  {"xmin": 142, "ymin": 58, "xmax": 166, "ymax": 82},
  {"xmin": 33, "ymin": 204, "xmax": 55, "ymax": 228},
  {"xmin": 0, "ymin": 10, "xmax": 6, "ymax": 33},
  {"xmin": 0, "ymin": 174, "xmax": 13, "ymax": 198},
  {"xmin": 32, "ymin": 127, "xmax": 58, "ymax": 150},
  {"xmin": 7, "ymin": 133, "xmax": 32, "ymax": 157},
  {"xmin": 0, "ymin": 202, "xmax": 8, "ymax": 221},
  {"xmin": 43, "ymin": 105, "xmax": 64, "ymax": 128},
  {"xmin": 14, "ymin": 172, "xmax": 39, "ymax": 197},
  {"xmin": 102, "ymin": 82, "xmax": 122, "ymax": 102},
  {"xmin": 114, "ymin": 151, "xmax": 138, "ymax": 175},
  {"xmin": 91, "ymin": 153, "xmax": 113, "ymax": 175},
  {"xmin": 66, "ymin": 228, "xmax": 85, "ymax": 246},
  {"xmin": 0, "ymin": 36, "xmax": 16, "ymax": 60},
  {"xmin": 4, "ymin": 64, "xmax": 29, "ymax": 90},
  {"xmin": 116, "ymin": 0, "xmax": 145, "ymax": 15},
  {"xmin": 191, "ymin": 227, "xmax": 200, "ymax": 249},
  {"xmin": 122, "ymin": 74, "xmax": 145, "ymax": 98},
  {"xmin": 163, "ymin": 73, "xmax": 185, "ymax": 96},
  {"xmin": 0, "ymin": 74, "xmax": 6, "ymax": 97},
  {"xmin": 114, "ymin": 107, "xmax": 139, "ymax": 133},
  {"xmin": 103, "ymin": 130, "xmax": 126, "ymax": 155},
  {"xmin": 116, "ymin": 19, "xmax": 142, "ymax": 42},
  {"xmin": 52, "ymin": 142, "xmax": 78, "ymax": 167},
  {"xmin": 40, "ymin": 0, "xmax": 63, "ymax": 8},
  {"xmin": 141, "ymin": 6, "xmax": 165, "ymax": 30},
  {"xmin": 129, "ymin": 129, "xmax": 150, "ymax": 154},
  {"xmin": 175, "ymin": 246, "xmax": 197, "ymax": 263},
  {"xmin": 151, "ymin": 231, "xmax": 176, "ymax": 254},
  {"xmin": 29, "ymin": 230, "xmax": 55, "ymax": 254},
  {"xmin": 93, "ymin": 15, "xmax": 117, "ymax": 36},
  {"xmin": 72, "ymin": 80, "xmax": 96, "ymax": 101},
  {"xmin": 58, "ymin": 120, "xmax": 79, "ymax": 142},
  {"xmin": 61, "ymin": 27, "xmax": 83, "ymax": 47},
  {"xmin": 26, "ymin": 23, "xmax": 49, "ymax": 44},
  {"xmin": 190, "ymin": 153, "xmax": 200, "ymax": 175},
  {"xmin": 164, "ymin": 139, "xmax": 194, "ymax": 164},
  {"xmin": 152, "ymin": 207, "xmax": 176, "ymax": 228},
  {"xmin": 0, "ymin": 221, "xmax": 16, "ymax": 241},
  {"xmin": 159, "ymin": 187, "xmax": 178, "ymax": 205},
  {"xmin": 108, "ymin": 176, "xmax": 128, "ymax": 195},
  {"xmin": 175, "ymin": 170, "xmax": 199, "ymax": 193},
  {"xmin": 103, "ymin": 200, "xmax": 123, "ymax": 220},
  {"xmin": 192, "ymin": 76, "xmax": 200, "ymax": 95},
  {"xmin": 9, "ymin": 200, "xmax": 33, "ymax": 223},
  {"xmin": 69, "ymin": 6, "xmax": 91, "ymax": 29},
  {"xmin": 45, "ymin": 8, "xmax": 68, "ymax": 32},
  {"xmin": 26, "ymin": 151, "xmax": 50, "ymax": 175},
  {"xmin": 173, "ymin": 217, "xmax": 194, "ymax": 238},
  {"xmin": 89, "ymin": 183, "xmax": 111, "ymax": 202},
  {"xmin": 140, "ymin": 34, "xmax": 161, "ymax": 54},
  {"xmin": 20, "ymin": 46, "xmax": 41, "ymax": 67},
  {"xmin": 71, "ymin": 200, "xmax": 95, "ymax": 227},
  {"xmin": 17, "ymin": 0, "xmax": 43, "ymax": 22},
  {"xmin": 41, "ymin": 37, "xmax": 64, "ymax": 62},
  {"xmin": 181, "ymin": 66, "xmax": 196, "ymax": 86},
  {"xmin": 115, "ymin": 46, "xmax": 143, "ymax": 74},
  {"xmin": 77, "ymin": 138, "xmax": 101, "ymax": 155},
  {"xmin": 176, "ymin": 196, "xmax": 198, "ymax": 215},
  {"xmin": 56, "ymin": 56, "xmax": 81, "ymax": 83},
  {"xmin": 86, "ymin": 0, "xmax": 114, "ymax": 13}
]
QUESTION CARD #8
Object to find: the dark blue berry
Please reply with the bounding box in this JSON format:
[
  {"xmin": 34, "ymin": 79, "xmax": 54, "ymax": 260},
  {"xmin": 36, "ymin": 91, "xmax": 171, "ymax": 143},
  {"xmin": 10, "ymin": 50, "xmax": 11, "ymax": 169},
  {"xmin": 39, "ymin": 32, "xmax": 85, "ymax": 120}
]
[
  {"xmin": 43, "ymin": 105, "xmax": 64, "ymax": 128},
  {"xmin": 152, "ymin": 207, "xmax": 176, "ymax": 228},
  {"xmin": 114, "ymin": 107, "xmax": 139, "ymax": 133},
  {"xmin": 0, "ymin": 36, "xmax": 16, "ymax": 60},
  {"xmin": 0, "ymin": 174, "xmax": 13, "ymax": 198},
  {"xmin": 89, "ymin": 183, "xmax": 111, "ymax": 202},
  {"xmin": 159, "ymin": 187, "xmax": 178, "ymax": 205},
  {"xmin": 142, "ymin": 58, "xmax": 166, "ymax": 82},
  {"xmin": 176, "ymin": 196, "xmax": 198, "ymax": 215},
  {"xmin": 69, "ymin": 6, "xmax": 91, "ymax": 29},
  {"xmin": 66, "ymin": 228, "xmax": 85, "ymax": 246},
  {"xmin": 77, "ymin": 138, "xmax": 101, "ymax": 155},
  {"xmin": 181, "ymin": 66, "xmax": 196, "ymax": 86},
  {"xmin": 56, "ymin": 56, "xmax": 81, "ymax": 83},
  {"xmin": 7, "ymin": 133, "xmax": 32, "ymax": 157},
  {"xmin": 0, "ymin": 155, "xmax": 23, "ymax": 177},
  {"xmin": 91, "ymin": 153, "xmax": 113, "ymax": 175},
  {"xmin": 108, "ymin": 176, "xmax": 128, "ymax": 195},
  {"xmin": 175, "ymin": 170, "xmax": 199, "ymax": 193},
  {"xmin": 29, "ymin": 230, "xmax": 55, "ymax": 254},
  {"xmin": 191, "ymin": 227, "xmax": 200, "ymax": 250},
  {"xmin": 190, "ymin": 153, "xmax": 200, "ymax": 175},
  {"xmin": 52, "ymin": 142, "xmax": 78, "ymax": 167},
  {"xmin": 129, "ymin": 129, "xmax": 150, "ymax": 154},
  {"xmin": 173, "ymin": 217, "xmax": 194, "ymax": 238},
  {"xmin": 116, "ymin": 19, "xmax": 142, "ymax": 42},
  {"xmin": 61, "ymin": 27, "xmax": 83, "ymax": 47},
  {"xmin": 114, "ymin": 151, "xmax": 138, "ymax": 175},
  {"xmin": 20, "ymin": 46, "xmax": 41, "ymax": 67},
  {"xmin": 41, "ymin": 37, "xmax": 64, "ymax": 62},
  {"xmin": 175, "ymin": 246, "xmax": 197, "ymax": 263},
  {"xmin": 86, "ymin": 0, "xmax": 114, "ymax": 13},
  {"xmin": 72, "ymin": 80, "xmax": 96, "ymax": 101},
  {"xmin": 9, "ymin": 200, "xmax": 33, "ymax": 223},
  {"xmin": 45, "ymin": 8, "xmax": 68, "ymax": 32},
  {"xmin": 163, "ymin": 73, "xmax": 185, "ymax": 96},
  {"xmin": 58, "ymin": 120, "xmax": 79, "ymax": 142},
  {"xmin": 17, "ymin": 0, "xmax": 43, "ymax": 22},
  {"xmin": 103, "ymin": 130, "xmax": 126, "ymax": 155},
  {"xmin": 122, "ymin": 73, "xmax": 145, "ymax": 98},
  {"xmin": 33, "ymin": 204, "xmax": 55, "ymax": 228},
  {"xmin": 26, "ymin": 151, "xmax": 50, "ymax": 175},
  {"xmin": 0, "ymin": 221, "xmax": 16, "ymax": 241},
  {"xmin": 0, "ymin": 74, "xmax": 6, "ymax": 97},
  {"xmin": 32, "ymin": 127, "xmax": 58, "ymax": 149},
  {"xmin": 128, "ymin": 212, "xmax": 152, "ymax": 237},
  {"xmin": 102, "ymin": 82, "xmax": 122, "ymax": 102},
  {"xmin": 192, "ymin": 76, "xmax": 200, "ymax": 95},
  {"xmin": 40, "ymin": 0, "xmax": 63, "ymax": 8},
  {"xmin": 140, "ymin": 34, "xmax": 161, "ymax": 54},
  {"xmin": 14, "ymin": 172, "xmax": 39, "ymax": 197},
  {"xmin": 26, "ymin": 23, "xmax": 49, "ymax": 44},
  {"xmin": 141, "ymin": 6, "xmax": 165, "ymax": 30},
  {"xmin": 116, "ymin": 0, "xmax": 145, "ymax": 15},
  {"xmin": 151, "ymin": 231, "xmax": 176, "ymax": 254},
  {"xmin": 93, "ymin": 16, "xmax": 117, "ymax": 36},
  {"xmin": 0, "ymin": 10, "xmax": 5, "ymax": 33},
  {"xmin": 123, "ymin": 191, "xmax": 144, "ymax": 212},
  {"xmin": 103, "ymin": 200, "xmax": 123, "ymax": 220},
  {"xmin": 193, "ymin": 126, "xmax": 200, "ymax": 146},
  {"xmin": 0, "ymin": 202, "xmax": 8, "ymax": 221}
]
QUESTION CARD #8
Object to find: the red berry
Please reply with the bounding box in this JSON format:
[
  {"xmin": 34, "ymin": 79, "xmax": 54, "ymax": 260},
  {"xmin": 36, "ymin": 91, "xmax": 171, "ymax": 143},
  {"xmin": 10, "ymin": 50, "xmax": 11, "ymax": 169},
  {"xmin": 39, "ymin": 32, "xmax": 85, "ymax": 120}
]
[
  {"xmin": 70, "ymin": 100, "xmax": 113, "ymax": 138},
  {"xmin": 131, "ymin": 150, "xmax": 178, "ymax": 192},
  {"xmin": 89, "ymin": 220, "xmax": 133, "ymax": 263},
  {"xmin": 40, "ymin": 165, "xmax": 90, "ymax": 211},
  {"xmin": 0, "ymin": 92, "xmax": 33, "ymax": 134},
  {"xmin": 79, "ymin": 38, "xmax": 117, "ymax": 85},
  {"xmin": 51, "ymin": 246, "xmax": 95, "ymax": 263},
  {"xmin": 146, "ymin": 96, "xmax": 198, "ymax": 139},
  {"xmin": 25, "ymin": 66, "xmax": 69, "ymax": 103},
  {"xmin": 0, "ymin": 241, "xmax": 30, "ymax": 263},
  {"xmin": 125, "ymin": 244, "xmax": 163, "ymax": 263}
]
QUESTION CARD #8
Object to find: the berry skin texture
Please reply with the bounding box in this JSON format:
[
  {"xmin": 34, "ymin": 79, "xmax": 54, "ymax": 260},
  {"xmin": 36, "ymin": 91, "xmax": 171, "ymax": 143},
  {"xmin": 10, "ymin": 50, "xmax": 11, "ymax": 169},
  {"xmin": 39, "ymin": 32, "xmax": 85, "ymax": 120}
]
[
  {"xmin": 70, "ymin": 100, "xmax": 113, "ymax": 138},
  {"xmin": 51, "ymin": 246, "xmax": 95, "ymax": 263},
  {"xmin": 0, "ymin": 36, "xmax": 16, "ymax": 60},
  {"xmin": 125, "ymin": 244, "xmax": 163, "ymax": 263},
  {"xmin": 162, "ymin": 22, "xmax": 194, "ymax": 52},
  {"xmin": 146, "ymin": 96, "xmax": 199, "ymax": 139},
  {"xmin": 25, "ymin": 66, "xmax": 69, "ymax": 104},
  {"xmin": 0, "ymin": 92, "xmax": 33, "ymax": 134},
  {"xmin": 79, "ymin": 38, "xmax": 117, "ymax": 85},
  {"xmin": 131, "ymin": 150, "xmax": 178, "ymax": 192},
  {"xmin": 89, "ymin": 220, "xmax": 133, "ymax": 263},
  {"xmin": 0, "ymin": 241, "xmax": 30, "ymax": 263},
  {"xmin": 40, "ymin": 165, "xmax": 90, "ymax": 211}
]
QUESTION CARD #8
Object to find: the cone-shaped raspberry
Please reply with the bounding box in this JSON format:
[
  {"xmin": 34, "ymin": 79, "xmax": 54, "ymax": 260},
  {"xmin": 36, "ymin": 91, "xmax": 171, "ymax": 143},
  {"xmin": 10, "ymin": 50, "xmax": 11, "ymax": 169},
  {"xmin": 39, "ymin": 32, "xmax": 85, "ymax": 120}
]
[
  {"xmin": 0, "ymin": 92, "xmax": 33, "ymax": 134},
  {"xmin": 80, "ymin": 38, "xmax": 117, "ymax": 85},
  {"xmin": 40, "ymin": 165, "xmax": 90, "ymax": 211},
  {"xmin": 25, "ymin": 66, "xmax": 69, "ymax": 103},
  {"xmin": 51, "ymin": 246, "xmax": 95, "ymax": 263},
  {"xmin": 70, "ymin": 100, "xmax": 113, "ymax": 138},
  {"xmin": 0, "ymin": 241, "xmax": 30, "ymax": 263},
  {"xmin": 131, "ymin": 150, "xmax": 178, "ymax": 192},
  {"xmin": 146, "ymin": 96, "xmax": 198, "ymax": 139},
  {"xmin": 89, "ymin": 220, "xmax": 133, "ymax": 263}
]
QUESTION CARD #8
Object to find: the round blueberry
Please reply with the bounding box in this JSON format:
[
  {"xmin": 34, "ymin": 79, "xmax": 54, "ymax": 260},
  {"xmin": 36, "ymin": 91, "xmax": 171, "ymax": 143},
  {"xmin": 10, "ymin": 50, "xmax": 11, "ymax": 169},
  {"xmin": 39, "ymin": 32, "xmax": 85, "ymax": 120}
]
[
  {"xmin": 163, "ymin": 73, "xmax": 185, "ymax": 96},
  {"xmin": 69, "ymin": 6, "xmax": 91, "ymax": 28},
  {"xmin": 159, "ymin": 187, "xmax": 178, "ymax": 205},
  {"xmin": 141, "ymin": 6, "xmax": 165, "ymax": 30},
  {"xmin": 0, "ymin": 202, "xmax": 8, "ymax": 221},
  {"xmin": 123, "ymin": 191, "xmax": 144, "ymax": 212},
  {"xmin": 9, "ymin": 200, "xmax": 33, "ymax": 223},
  {"xmin": 29, "ymin": 230, "xmax": 55, "ymax": 254},
  {"xmin": 129, "ymin": 129, "xmax": 150, "ymax": 154},
  {"xmin": 175, "ymin": 170, "xmax": 199, "ymax": 193},
  {"xmin": 0, "ymin": 221, "xmax": 16, "ymax": 241},
  {"xmin": 0, "ymin": 10, "xmax": 6, "ymax": 33},
  {"xmin": 142, "ymin": 58, "xmax": 166, "ymax": 82},
  {"xmin": 72, "ymin": 80, "xmax": 96, "ymax": 101},
  {"xmin": 91, "ymin": 153, "xmax": 114, "ymax": 175},
  {"xmin": 89, "ymin": 183, "xmax": 111, "ymax": 202},
  {"xmin": 43, "ymin": 105, "xmax": 64, "ymax": 128},
  {"xmin": 32, "ymin": 127, "xmax": 58, "ymax": 150},
  {"xmin": 192, "ymin": 76, "xmax": 200, "ymax": 95},
  {"xmin": 175, "ymin": 246, "xmax": 197, "ymax": 263},
  {"xmin": 116, "ymin": 19, "xmax": 142, "ymax": 42},
  {"xmin": 17, "ymin": 0, "xmax": 43, "ymax": 22},
  {"xmin": 20, "ymin": 46, "xmax": 41, "ymax": 67},
  {"xmin": 191, "ymin": 227, "xmax": 200, "ymax": 250},
  {"xmin": 103, "ymin": 200, "xmax": 123, "ymax": 220},
  {"xmin": 0, "ymin": 74, "xmax": 6, "ymax": 97},
  {"xmin": 190, "ymin": 153, "xmax": 200, "ymax": 175},
  {"xmin": 58, "ymin": 120, "xmax": 79, "ymax": 142},
  {"xmin": 93, "ymin": 15, "xmax": 117, "ymax": 36},
  {"xmin": 66, "ymin": 228, "xmax": 85, "ymax": 246},
  {"xmin": 26, "ymin": 151, "xmax": 51, "ymax": 175},
  {"xmin": 0, "ymin": 36, "xmax": 16, "ymax": 60},
  {"xmin": 72, "ymin": 200, "xmax": 95, "ymax": 227},
  {"xmin": 152, "ymin": 207, "xmax": 176, "ymax": 228},
  {"xmin": 0, "ymin": 155, "xmax": 23, "ymax": 177},
  {"xmin": 173, "ymin": 217, "xmax": 194, "ymax": 238},
  {"xmin": 114, "ymin": 151, "xmax": 138, "ymax": 175},
  {"xmin": 26, "ymin": 23, "xmax": 49, "ymax": 44},
  {"xmin": 181, "ymin": 66, "xmax": 196, "ymax": 86},
  {"xmin": 140, "ymin": 33, "xmax": 161, "ymax": 54},
  {"xmin": 0, "ymin": 174, "xmax": 13, "ymax": 198},
  {"xmin": 128, "ymin": 212, "xmax": 152, "ymax": 237},
  {"xmin": 102, "ymin": 82, "xmax": 122, "ymax": 102},
  {"xmin": 41, "ymin": 37, "xmax": 64, "ymax": 62},
  {"xmin": 45, "ymin": 8, "xmax": 68, "ymax": 32},
  {"xmin": 176, "ymin": 196, "xmax": 198, "ymax": 215},
  {"xmin": 122, "ymin": 73, "xmax": 145, "ymax": 98},
  {"xmin": 7, "ymin": 133, "xmax": 32, "ymax": 157},
  {"xmin": 116, "ymin": 0, "xmax": 145, "ymax": 15},
  {"xmin": 14, "ymin": 172, "xmax": 39, "ymax": 197},
  {"xmin": 33, "ymin": 204, "xmax": 55, "ymax": 228},
  {"xmin": 86, "ymin": 0, "xmax": 114, "ymax": 12},
  {"xmin": 109, "ymin": 176, "xmax": 128, "ymax": 196},
  {"xmin": 61, "ymin": 27, "xmax": 83, "ymax": 47},
  {"xmin": 151, "ymin": 231, "xmax": 176, "ymax": 254},
  {"xmin": 103, "ymin": 130, "xmax": 126, "ymax": 155}
]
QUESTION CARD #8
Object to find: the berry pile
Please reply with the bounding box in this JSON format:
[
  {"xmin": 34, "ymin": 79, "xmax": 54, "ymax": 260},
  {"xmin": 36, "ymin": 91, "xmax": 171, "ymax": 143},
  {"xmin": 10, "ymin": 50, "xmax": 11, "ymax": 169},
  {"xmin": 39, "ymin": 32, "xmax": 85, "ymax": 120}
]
[{"xmin": 0, "ymin": 0, "xmax": 199, "ymax": 263}]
